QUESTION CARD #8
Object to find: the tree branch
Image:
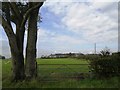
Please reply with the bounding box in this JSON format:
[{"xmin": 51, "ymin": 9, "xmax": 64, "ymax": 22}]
[
  {"xmin": 9, "ymin": 2, "xmax": 22, "ymax": 21},
  {"xmin": 2, "ymin": 16, "xmax": 15, "ymax": 38},
  {"xmin": 20, "ymin": 2, "xmax": 43, "ymax": 31}
]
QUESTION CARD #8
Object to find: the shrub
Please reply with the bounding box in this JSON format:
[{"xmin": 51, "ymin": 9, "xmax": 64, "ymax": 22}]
[
  {"xmin": 89, "ymin": 53, "xmax": 120, "ymax": 78},
  {"xmin": 100, "ymin": 47, "xmax": 111, "ymax": 57},
  {"xmin": 85, "ymin": 54, "xmax": 100, "ymax": 60}
]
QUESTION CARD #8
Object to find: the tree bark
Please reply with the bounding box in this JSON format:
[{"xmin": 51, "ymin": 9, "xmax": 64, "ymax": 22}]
[
  {"xmin": 11, "ymin": 47, "xmax": 25, "ymax": 81},
  {"xmin": 12, "ymin": 26, "xmax": 26, "ymax": 81},
  {"xmin": 8, "ymin": 30, "xmax": 25, "ymax": 81},
  {"xmin": 2, "ymin": 16, "xmax": 25, "ymax": 81},
  {"xmin": 25, "ymin": 8, "xmax": 39, "ymax": 79},
  {"xmin": 7, "ymin": 32, "xmax": 25, "ymax": 81}
]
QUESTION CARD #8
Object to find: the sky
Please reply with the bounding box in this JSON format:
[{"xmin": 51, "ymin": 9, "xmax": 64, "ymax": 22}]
[{"xmin": 0, "ymin": 0, "xmax": 119, "ymax": 58}]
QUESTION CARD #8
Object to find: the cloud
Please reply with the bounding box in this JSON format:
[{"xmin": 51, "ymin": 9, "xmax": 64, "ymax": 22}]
[
  {"xmin": 43, "ymin": 0, "xmax": 74, "ymax": 15},
  {"xmin": 0, "ymin": 25, "xmax": 10, "ymax": 58},
  {"xmin": 0, "ymin": 39, "xmax": 10, "ymax": 58},
  {"xmin": 0, "ymin": 1, "xmax": 118, "ymax": 58},
  {"xmin": 45, "ymin": 0, "xmax": 119, "ymax": 2},
  {"xmin": 60, "ymin": 2, "xmax": 118, "ymax": 43},
  {"xmin": 37, "ymin": 28, "xmax": 84, "ymax": 45},
  {"xmin": 41, "ymin": 1, "xmax": 118, "ymax": 53},
  {"xmin": 36, "ymin": 27, "xmax": 87, "ymax": 55}
]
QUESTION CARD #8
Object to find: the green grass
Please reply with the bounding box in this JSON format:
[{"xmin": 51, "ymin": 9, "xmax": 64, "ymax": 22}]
[
  {"xmin": 37, "ymin": 58, "xmax": 89, "ymax": 80},
  {"xmin": 37, "ymin": 58, "xmax": 88, "ymax": 64},
  {"xmin": 2, "ymin": 58, "xmax": 119, "ymax": 88},
  {"xmin": 2, "ymin": 77, "xmax": 119, "ymax": 88}
]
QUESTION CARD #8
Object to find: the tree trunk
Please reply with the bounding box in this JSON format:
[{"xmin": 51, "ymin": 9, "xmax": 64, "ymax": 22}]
[
  {"xmin": 9, "ymin": 35, "xmax": 25, "ymax": 81},
  {"xmin": 25, "ymin": 8, "xmax": 39, "ymax": 79},
  {"xmin": 13, "ymin": 26, "xmax": 26, "ymax": 81},
  {"xmin": 2, "ymin": 21, "xmax": 25, "ymax": 81},
  {"xmin": 11, "ymin": 49, "xmax": 25, "ymax": 81}
]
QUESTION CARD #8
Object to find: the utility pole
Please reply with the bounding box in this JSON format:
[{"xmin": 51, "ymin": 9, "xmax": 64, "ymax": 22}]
[{"xmin": 94, "ymin": 43, "xmax": 96, "ymax": 54}]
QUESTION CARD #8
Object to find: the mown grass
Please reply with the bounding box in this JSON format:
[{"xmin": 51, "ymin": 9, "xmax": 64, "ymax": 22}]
[
  {"xmin": 37, "ymin": 58, "xmax": 88, "ymax": 64},
  {"xmin": 37, "ymin": 58, "xmax": 89, "ymax": 80},
  {"xmin": 2, "ymin": 58, "xmax": 119, "ymax": 88}
]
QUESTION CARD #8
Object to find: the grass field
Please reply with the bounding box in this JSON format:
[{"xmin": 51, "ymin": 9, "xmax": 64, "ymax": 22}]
[{"xmin": 2, "ymin": 58, "xmax": 119, "ymax": 88}]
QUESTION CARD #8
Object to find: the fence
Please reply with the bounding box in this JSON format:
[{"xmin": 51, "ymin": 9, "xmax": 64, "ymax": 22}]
[{"xmin": 37, "ymin": 64, "xmax": 89, "ymax": 82}]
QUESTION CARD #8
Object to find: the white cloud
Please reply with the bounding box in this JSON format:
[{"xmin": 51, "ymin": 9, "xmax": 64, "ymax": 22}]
[
  {"xmin": 0, "ymin": 39, "xmax": 10, "ymax": 58},
  {"xmin": 37, "ymin": 28, "xmax": 84, "ymax": 45},
  {"xmin": 91, "ymin": 2, "xmax": 114, "ymax": 9},
  {"xmin": 36, "ymin": 28, "xmax": 86, "ymax": 56},
  {"xmin": 44, "ymin": 0, "xmax": 78, "ymax": 15},
  {"xmin": 60, "ymin": 2, "xmax": 118, "ymax": 44},
  {"xmin": 42, "ymin": 1, "xmax": 118, "ymax": 53},
  {"xmin": 45, "ymin": 0, "xmax": 119, "ymax": 2},
  {"xmin": 1, "ymin": 1, "xmax": 118, "ymax": 58},
  {"xmin": 53, "ymin": 35, "xmax": 85, "ymax": 45}
]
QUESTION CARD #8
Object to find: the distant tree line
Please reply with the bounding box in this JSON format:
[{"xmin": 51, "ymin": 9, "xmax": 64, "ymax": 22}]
[
  {"xmin": 41, "ymin": 51, "xmax": 119, "ymax": 60},
  {"xmin": 41, "ymin": 52, "xmax": 84, "ymax": 59},
  {"xmin": 0, "ymin": 55, "xmax": 5, "ymax": 59}
]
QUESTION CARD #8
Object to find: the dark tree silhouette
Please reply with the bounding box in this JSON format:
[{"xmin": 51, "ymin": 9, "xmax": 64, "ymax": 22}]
[{"xmin": 1, "ymin": 1, "xmax": 44, "ymax": 81}]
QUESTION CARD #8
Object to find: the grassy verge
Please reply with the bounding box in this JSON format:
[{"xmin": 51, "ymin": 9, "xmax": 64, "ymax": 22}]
[
  {"xmin": 2, "ymin": 77, "xmax": 119, "ymax": 88},
  {"xmin": 2, "ymin": 58, "xmax": 119, "ymax": 88}
]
